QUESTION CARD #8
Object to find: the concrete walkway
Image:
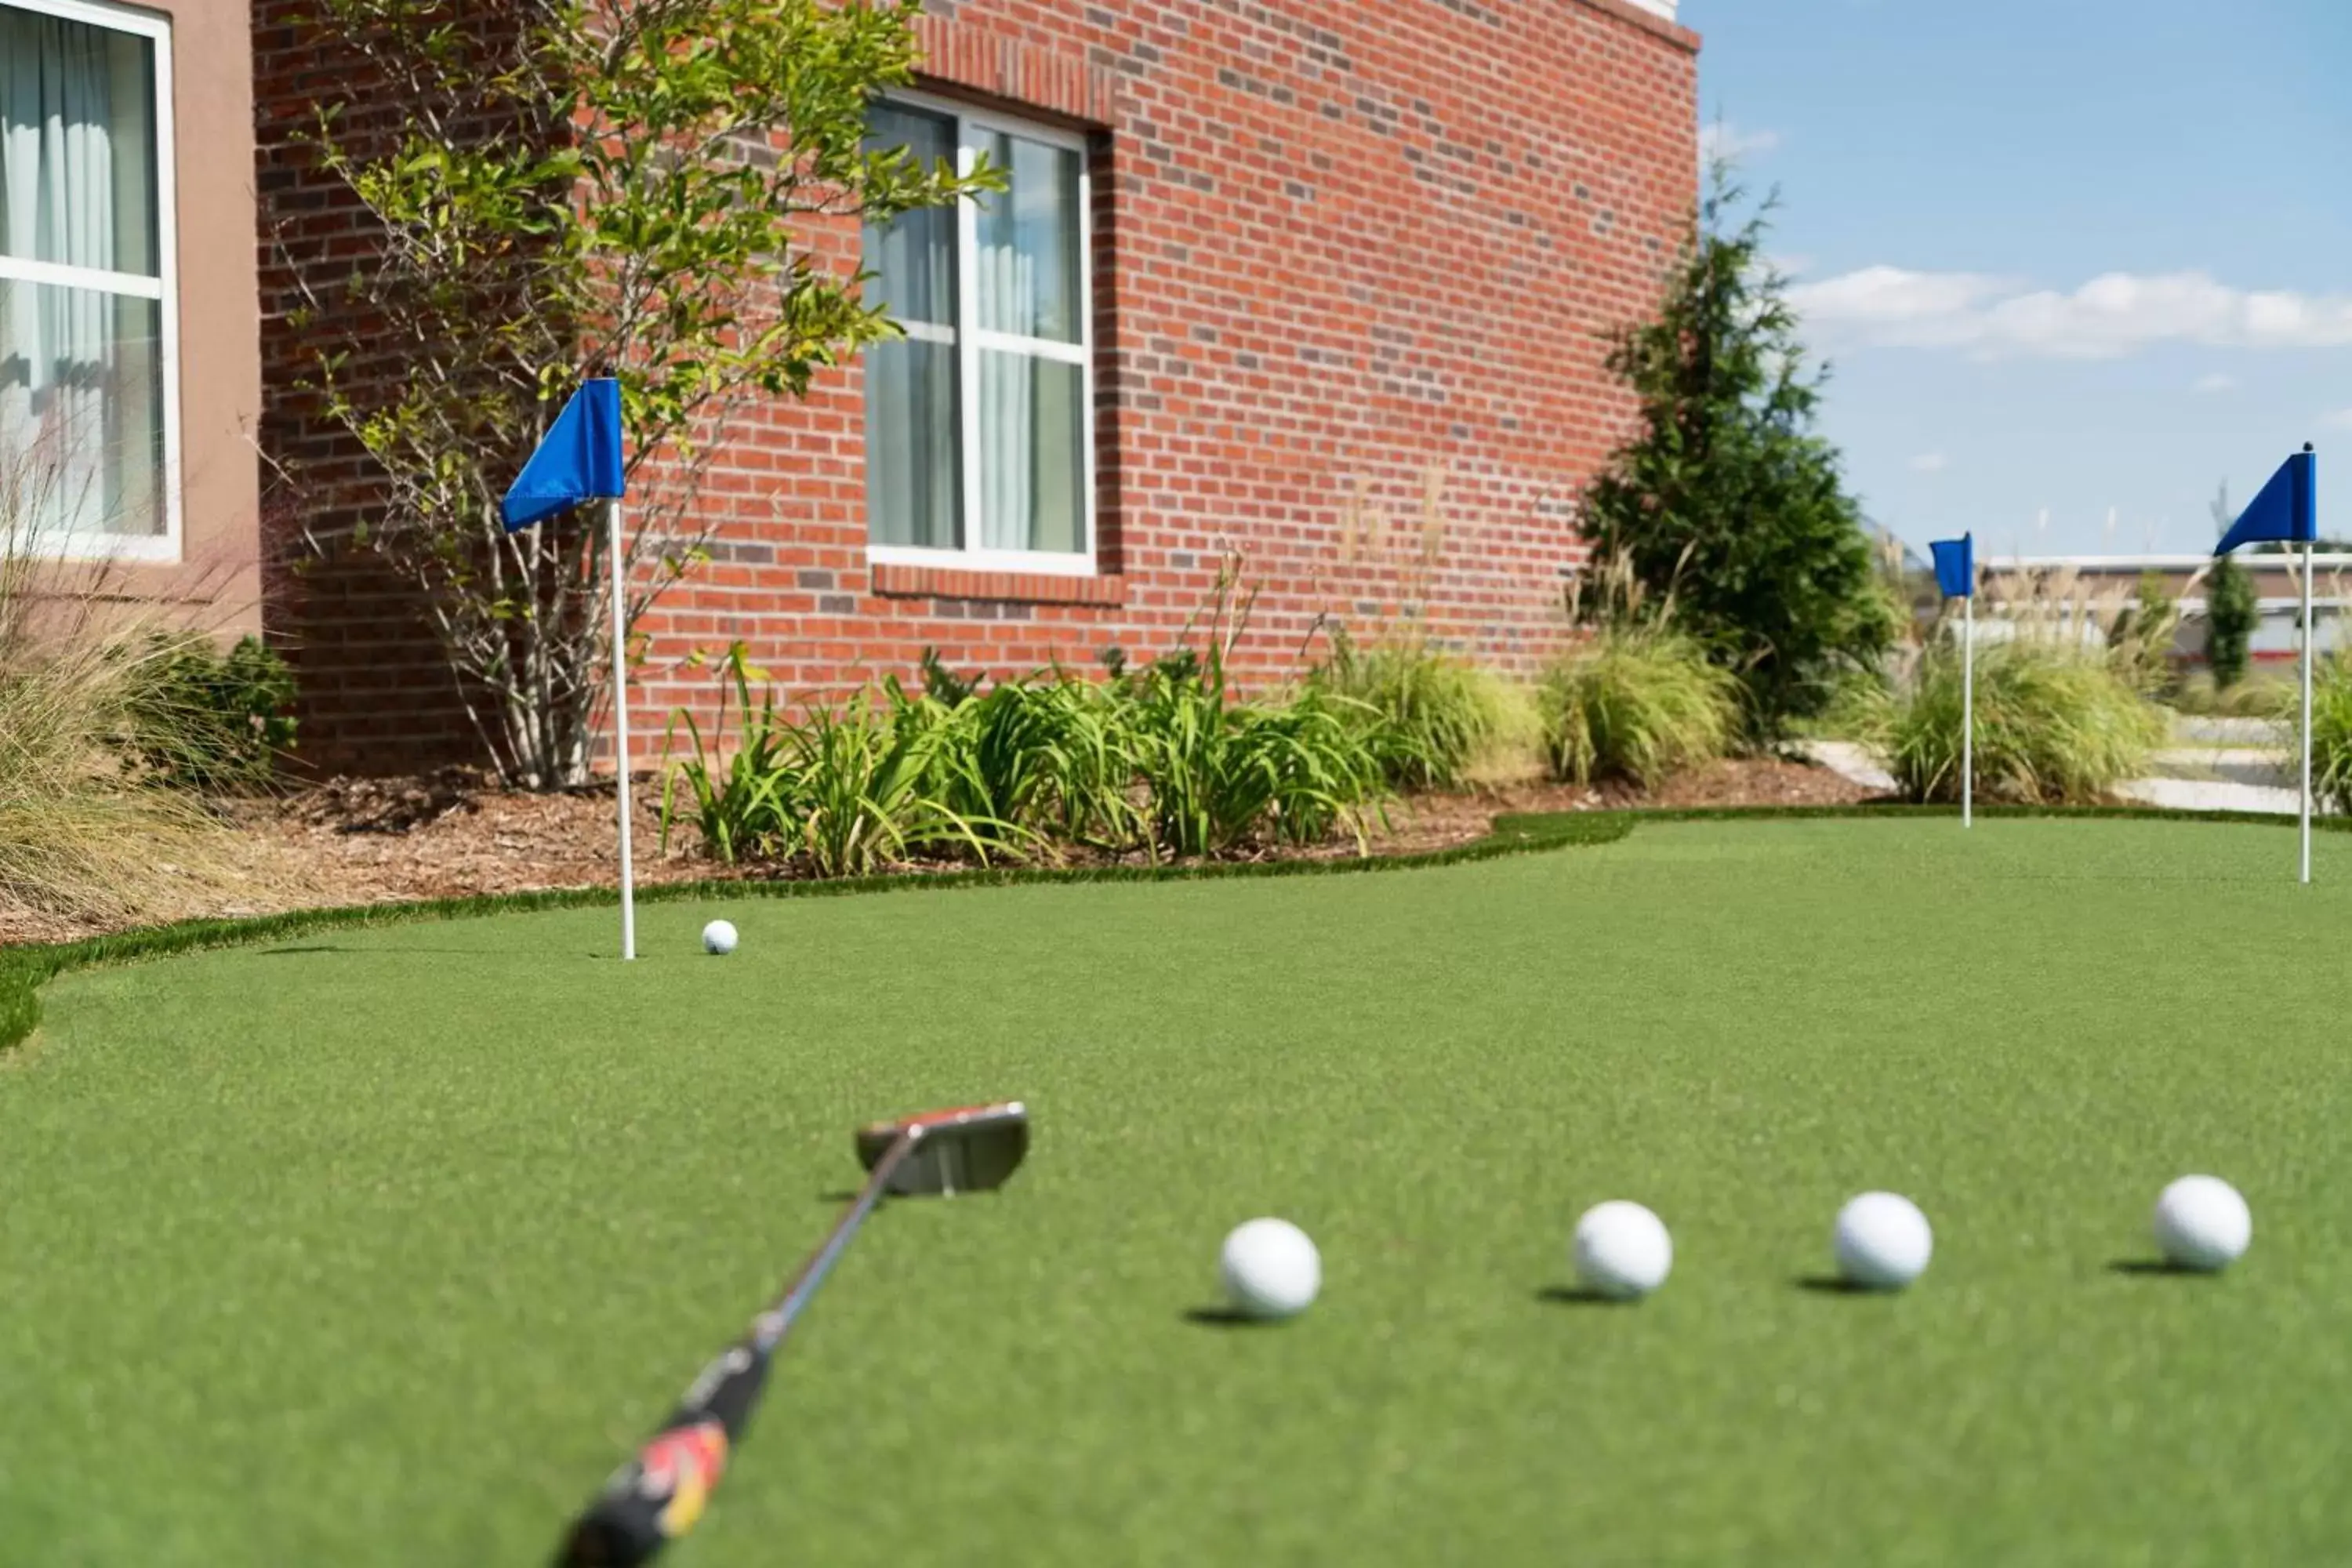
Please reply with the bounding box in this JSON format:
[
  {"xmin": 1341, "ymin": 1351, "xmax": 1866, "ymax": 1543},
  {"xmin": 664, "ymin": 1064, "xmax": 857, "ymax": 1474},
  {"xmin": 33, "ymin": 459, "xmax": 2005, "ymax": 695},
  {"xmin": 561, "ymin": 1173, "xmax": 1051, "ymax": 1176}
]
[
  {"xmin": 2111, "ymin": 777, "xmax": 2305, "ymax": 814},
  {"xmin": 1794, "ymin": 739, "xmax": 2310, "ymax": 817},
  {"xmin": 1795, "ymin": 741, "xmax": 1896, "ymax": 794},
  {"xmin": 2170, "ymin": 716, "xmax": 2285, "ymax": 745},
  {"xmin": 2147, "ymin": 748, "xmax": 2292, "ymax": 786}
]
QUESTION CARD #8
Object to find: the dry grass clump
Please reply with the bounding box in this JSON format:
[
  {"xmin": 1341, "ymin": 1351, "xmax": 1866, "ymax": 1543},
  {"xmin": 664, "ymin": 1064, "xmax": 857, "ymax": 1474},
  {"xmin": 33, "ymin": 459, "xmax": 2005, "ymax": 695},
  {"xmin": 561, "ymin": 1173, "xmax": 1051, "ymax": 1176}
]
[
  {"xmin": 0, "ymin": 452, "xmax": 315, "ymax": 931},
  {"xmin": 1535, "ymin": 549, "xmax": 1741, "ymax": 788}
]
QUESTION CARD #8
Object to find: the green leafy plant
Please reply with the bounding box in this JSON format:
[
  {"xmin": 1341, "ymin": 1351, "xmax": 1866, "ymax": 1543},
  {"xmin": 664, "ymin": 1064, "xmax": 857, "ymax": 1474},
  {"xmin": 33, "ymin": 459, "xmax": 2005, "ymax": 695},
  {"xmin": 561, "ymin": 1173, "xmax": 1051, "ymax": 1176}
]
[
  {"xmin": 1311, "ymin": 628, "xmax": 1515, "ymax": 792},
  {"xmin": 926, "ymin": 673, "xmax": 1142, "ymax": 857},
  {"xmin": 793, "ymin": 683, "xmax": 998, "ymax": 879},
  {"xmin": 284, "ymin": 0, "xmax": 998, "ymax": 786},
  {"xmin": 656, "ymin": 644, "xmax": 801, "ymax": 866},
  {"xmin": 1851, "ymin": 640, "xmax": 2165, "ymax": 805},
  {"xmin": 2307, "ymin": 653, "xmax": 2352, "ymax": 815},
  {"xmin": 663, "ymin": 561, "xmax": 1403, "ymax": 872},
  {"xmin": 1577, "ymin": 165, "xmax": 1896, "ymax": 729},
  {"xmin": 1125, "ymin": 669, "xmax": 1381, "ymax": 858},
  {"xmin": 917, "ymin": 646, "xmax": 984, "ymax": 706},
  {"xmin": 656, "ymin": 645, "xmax": 999, "ymax": 877},
  {"xmin": 126, "ymin": 633, "xmax": 299, "ymax": 791},
  {"xmin": 1537, "ymin": 625, "xmax": 1741, "ymax": 788},
  {"xmin": 1120, "ymin": 568, "xmax": 1387, "ymax": 858}
]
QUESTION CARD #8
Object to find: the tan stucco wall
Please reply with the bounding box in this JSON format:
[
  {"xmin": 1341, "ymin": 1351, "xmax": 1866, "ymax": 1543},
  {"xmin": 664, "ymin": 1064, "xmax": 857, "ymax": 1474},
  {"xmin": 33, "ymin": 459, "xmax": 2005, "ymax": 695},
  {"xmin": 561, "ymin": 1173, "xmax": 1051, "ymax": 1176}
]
[{"xmin": 86, "ymin": 0, "xmax": 263, "ymax": 635}]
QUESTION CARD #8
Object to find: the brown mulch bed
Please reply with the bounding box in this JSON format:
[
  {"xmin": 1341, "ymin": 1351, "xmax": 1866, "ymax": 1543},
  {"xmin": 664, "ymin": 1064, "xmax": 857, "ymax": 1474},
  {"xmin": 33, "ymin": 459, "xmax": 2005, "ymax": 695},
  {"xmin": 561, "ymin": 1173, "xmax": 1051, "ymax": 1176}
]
[
  {"xmin": 1, "ymin": 755, "xmax": 1875, "ymax": 949},
  {"xmin": 236, "ymin": 767, "xmax": 736, "ymax": 904},
  {"xmin": 1352, "ymin": 756, "xmax": 1877, "ymax": 857}
]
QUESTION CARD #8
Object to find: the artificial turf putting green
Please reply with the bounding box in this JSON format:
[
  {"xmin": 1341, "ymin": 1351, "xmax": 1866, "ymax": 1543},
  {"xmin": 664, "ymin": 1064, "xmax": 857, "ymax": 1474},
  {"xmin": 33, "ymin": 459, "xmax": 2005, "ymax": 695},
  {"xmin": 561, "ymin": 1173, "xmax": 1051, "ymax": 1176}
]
[{"xmin": 5, "ymin": 816, "xmax": 2351, "ymax": 1565}]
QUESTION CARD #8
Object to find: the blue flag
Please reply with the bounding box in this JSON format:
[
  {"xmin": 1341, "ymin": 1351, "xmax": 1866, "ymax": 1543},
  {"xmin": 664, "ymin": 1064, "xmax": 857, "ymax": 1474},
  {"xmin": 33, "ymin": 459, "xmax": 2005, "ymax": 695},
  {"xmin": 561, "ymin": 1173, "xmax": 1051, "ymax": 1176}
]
[
  {"xmin": 2214, "ymin": 446, "xmax": 2317, "ymax": 557},
  {"xmin": 1930, "ymin": 534, "xmax": 1973, "ymax": 599},
  {"xmin": 501, "ymin": 379, "xmax": 625, "ymax": 532}
]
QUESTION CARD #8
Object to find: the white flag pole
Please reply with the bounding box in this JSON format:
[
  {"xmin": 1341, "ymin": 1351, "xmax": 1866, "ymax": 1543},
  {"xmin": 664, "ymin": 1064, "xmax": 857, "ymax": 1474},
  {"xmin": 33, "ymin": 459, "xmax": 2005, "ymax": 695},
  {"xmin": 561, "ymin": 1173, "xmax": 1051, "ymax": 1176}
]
[
  {"xmin": 2300, "ymin": 533, "xmax": 2314, "ymax": 886},
  {"xmin": 608, "ymin": 495, "xmax": 637, "ymax": 960},
  {"xmin": 1962, "ymin": 586, "xmax": 1974, "ymax": 829}
]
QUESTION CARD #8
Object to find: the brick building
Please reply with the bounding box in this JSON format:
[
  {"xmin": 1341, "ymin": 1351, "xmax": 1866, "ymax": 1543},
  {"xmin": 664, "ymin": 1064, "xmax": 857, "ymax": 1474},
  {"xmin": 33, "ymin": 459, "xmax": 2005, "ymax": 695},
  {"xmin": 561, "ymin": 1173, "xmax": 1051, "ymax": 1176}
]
[{"xmin": 7, "ymin": 0, "xmax": 1700, "ymax": 775}]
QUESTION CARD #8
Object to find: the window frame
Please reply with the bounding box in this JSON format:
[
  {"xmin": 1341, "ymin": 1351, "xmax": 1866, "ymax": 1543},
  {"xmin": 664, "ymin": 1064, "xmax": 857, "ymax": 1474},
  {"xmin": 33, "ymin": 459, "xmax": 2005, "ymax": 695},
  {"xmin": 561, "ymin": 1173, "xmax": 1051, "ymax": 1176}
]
[
  {"xmin": 865, "ymin": 89, "xmax": 1098, "ymax": 579},
  {"xmin": 0, "ymin": 0, "xmax": 182, "ymax": 562}
]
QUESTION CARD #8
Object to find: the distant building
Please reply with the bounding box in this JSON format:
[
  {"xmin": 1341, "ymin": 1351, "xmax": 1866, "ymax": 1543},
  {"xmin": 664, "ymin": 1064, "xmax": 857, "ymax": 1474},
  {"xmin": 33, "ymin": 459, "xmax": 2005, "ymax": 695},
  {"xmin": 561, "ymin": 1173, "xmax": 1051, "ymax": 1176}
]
[
  {"xmin": 1984, "ymin": 553, "xmax": 2352, "ymax": 666},
  {"xmin": 1864, "ymin": 521, "xmax": 1929, "ymax": 579}
]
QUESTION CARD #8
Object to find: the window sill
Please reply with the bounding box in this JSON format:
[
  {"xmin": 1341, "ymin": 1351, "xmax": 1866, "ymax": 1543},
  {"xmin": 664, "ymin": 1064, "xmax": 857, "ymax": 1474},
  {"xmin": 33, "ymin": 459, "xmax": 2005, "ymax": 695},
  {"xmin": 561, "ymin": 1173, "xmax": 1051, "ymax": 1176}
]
[{"xmin": 871, "ymin": 560, "xmax": 1125, "ymax": 608}]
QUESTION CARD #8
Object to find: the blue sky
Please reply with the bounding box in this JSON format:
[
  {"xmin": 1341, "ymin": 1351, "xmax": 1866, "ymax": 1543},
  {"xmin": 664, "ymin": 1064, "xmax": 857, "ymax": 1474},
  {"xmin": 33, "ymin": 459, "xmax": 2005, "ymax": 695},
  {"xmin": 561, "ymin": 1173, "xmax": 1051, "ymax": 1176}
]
[{"xmin": 1686, "ymin": 0, "xmax": 2351, "ymax": 558}]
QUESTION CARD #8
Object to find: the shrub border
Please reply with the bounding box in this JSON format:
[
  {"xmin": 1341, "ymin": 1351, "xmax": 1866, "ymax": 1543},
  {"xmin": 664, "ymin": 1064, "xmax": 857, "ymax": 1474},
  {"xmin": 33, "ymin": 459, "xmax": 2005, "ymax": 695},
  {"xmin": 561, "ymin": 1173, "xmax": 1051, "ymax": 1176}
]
[{"xmin": 5, "ymin": 801, "xmax": 2338, "ymax": 1058}]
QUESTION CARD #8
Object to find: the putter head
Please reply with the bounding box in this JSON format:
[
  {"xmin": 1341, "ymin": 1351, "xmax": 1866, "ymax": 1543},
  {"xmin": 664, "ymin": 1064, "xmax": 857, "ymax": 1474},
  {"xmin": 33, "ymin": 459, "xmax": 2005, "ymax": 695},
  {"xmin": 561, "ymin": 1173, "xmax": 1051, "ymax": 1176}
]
[{"xmin": 855, "ymin": 1102, "xmax": 1029, "ymax": 1197}]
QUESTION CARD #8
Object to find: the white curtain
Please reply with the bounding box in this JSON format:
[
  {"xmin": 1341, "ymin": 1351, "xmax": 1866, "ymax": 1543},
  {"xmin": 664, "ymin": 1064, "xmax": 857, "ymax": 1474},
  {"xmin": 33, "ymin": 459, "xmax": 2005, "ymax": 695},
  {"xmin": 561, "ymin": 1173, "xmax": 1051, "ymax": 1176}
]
[
  {"xmin": 975, "ymin": 242, "xmax": 1036, "ymax": 553},
  {"xmin": 862, "ymin": 104, "xmax": 956, "ymax": 549},
  {"xmin": 863, "ymin": 337, "xmax": 956, "ymax": 550},
  {"xmin": 976, "ymin": 131, "xmax": 1087, "ymax": 555},
  {"xmin": 0, "ymin": 10, "xmax": 152, "ymax": 538}
]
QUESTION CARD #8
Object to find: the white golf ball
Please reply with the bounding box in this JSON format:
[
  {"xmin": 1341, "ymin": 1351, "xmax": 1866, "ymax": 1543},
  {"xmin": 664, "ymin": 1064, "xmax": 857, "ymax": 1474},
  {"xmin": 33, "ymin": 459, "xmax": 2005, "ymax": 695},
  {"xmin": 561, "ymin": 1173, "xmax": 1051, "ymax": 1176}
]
[
  {"xmin": 1219, "ymin": 1218, "xmax": 1320, "ymax": 1319},
  {"xmin": 2152, "ymin": 1174, "xmax": 2251, "ymax": 1271},
  {"xmin": 1833, "ymin": 1192, "xmax": 1933, "ymax": 1290},
  {"xmin": 1572, "ymin": 1200, "xmax": 1674, "ymax": 1299},
  {"xmin": 701, "ymin": 919, "xmax": 739, "ymax": 956}
]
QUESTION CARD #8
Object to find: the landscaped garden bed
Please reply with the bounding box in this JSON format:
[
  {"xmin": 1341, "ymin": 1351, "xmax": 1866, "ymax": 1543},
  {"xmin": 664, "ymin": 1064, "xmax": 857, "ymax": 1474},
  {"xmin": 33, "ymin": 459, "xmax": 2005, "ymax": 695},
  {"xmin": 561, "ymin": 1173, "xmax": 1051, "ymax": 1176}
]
[{"xmin": 0, "ymin": 755, "xmax": 1871, "ymax": 949}]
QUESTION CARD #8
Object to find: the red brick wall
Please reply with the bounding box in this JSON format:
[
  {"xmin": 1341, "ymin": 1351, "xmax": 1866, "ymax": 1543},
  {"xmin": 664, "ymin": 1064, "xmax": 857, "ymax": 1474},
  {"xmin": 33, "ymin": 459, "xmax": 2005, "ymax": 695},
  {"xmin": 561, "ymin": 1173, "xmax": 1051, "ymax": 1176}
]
[
  {"xmin": 253, "ymin": 0, "xmax": 509, "ymax": 771},
  {"xmin": 254, "ymin": 0, "xmax": 1700, "ymax": 773}
]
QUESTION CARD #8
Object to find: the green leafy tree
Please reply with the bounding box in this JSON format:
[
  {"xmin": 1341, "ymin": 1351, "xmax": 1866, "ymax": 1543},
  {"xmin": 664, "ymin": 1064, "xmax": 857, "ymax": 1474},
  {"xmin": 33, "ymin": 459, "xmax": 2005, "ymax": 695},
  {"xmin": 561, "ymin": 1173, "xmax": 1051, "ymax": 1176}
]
[
  {"xmin": 2206, "ymin": 481, "xmax": 2258, "ymax": 689},
  {"xmin": 1578, "ymin": 169, "xmax": 1896, "ymax": 728},
  {"xmin": 283, "ymin": 0, "xmax": 991, "ymax": 785}
]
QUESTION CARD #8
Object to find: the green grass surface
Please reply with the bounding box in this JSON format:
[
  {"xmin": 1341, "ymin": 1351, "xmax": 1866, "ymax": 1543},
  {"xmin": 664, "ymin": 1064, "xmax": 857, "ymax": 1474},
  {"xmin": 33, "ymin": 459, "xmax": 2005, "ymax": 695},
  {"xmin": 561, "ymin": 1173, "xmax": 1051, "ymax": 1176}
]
[{"xmin": 5, "ymin": 816, "xmax": 2351, "ymax": 1564}]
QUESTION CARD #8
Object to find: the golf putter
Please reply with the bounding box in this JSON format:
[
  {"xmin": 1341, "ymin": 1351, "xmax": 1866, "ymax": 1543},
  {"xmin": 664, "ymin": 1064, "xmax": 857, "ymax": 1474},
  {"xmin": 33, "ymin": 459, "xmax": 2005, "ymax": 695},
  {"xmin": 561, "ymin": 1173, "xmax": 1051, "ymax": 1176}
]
[{"xmin": 555, "ymin": 1101, "xmax": 1029, "ymax": 1566}]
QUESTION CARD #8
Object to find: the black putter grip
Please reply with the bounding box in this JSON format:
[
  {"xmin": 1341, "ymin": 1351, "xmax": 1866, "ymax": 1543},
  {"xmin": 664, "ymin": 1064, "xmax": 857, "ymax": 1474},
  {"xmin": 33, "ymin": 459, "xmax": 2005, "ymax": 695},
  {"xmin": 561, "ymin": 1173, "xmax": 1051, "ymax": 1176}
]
[{"xmin": 553, "ymin": 1339, "xmax": 775, "ymax": 1567}]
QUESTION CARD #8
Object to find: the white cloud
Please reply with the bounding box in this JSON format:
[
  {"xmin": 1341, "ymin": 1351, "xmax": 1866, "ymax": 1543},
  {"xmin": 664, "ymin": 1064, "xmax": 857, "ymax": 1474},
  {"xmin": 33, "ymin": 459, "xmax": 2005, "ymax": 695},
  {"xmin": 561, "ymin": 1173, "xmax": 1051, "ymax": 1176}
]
[
  {"xmin": 1910, "ymin": 452, "xmax": 1949, "ymax": 474},
  {"xmin": 2325, "ymin": 408, "xmax": 2352, "ymax": 430},
  {"xmin": 2194, "ymin": 372, "xmax": 2238, "ymax": 394},
  {"xmin": 1788, "ymin": 267, "xmax": 2352, "ymax": 359},
  {"xmin": 1786, "ymin": 266, "xmax": 2016, "ymax": 337},
  {"xmin": 1699, "ymin": 121, "xmax": 1782, "ymax": 165}
]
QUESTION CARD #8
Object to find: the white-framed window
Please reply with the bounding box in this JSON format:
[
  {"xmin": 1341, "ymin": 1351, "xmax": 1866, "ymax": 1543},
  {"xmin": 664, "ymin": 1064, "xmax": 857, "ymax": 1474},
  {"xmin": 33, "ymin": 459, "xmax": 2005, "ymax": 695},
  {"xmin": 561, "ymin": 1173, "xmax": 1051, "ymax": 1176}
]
[
  {"xmin": 0, "ymin": 0, "xmax": 180, "ymax": 559},
  {"xmin": 862, "ymin": 93, "xmax": 1095, "ymax": 575}
]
